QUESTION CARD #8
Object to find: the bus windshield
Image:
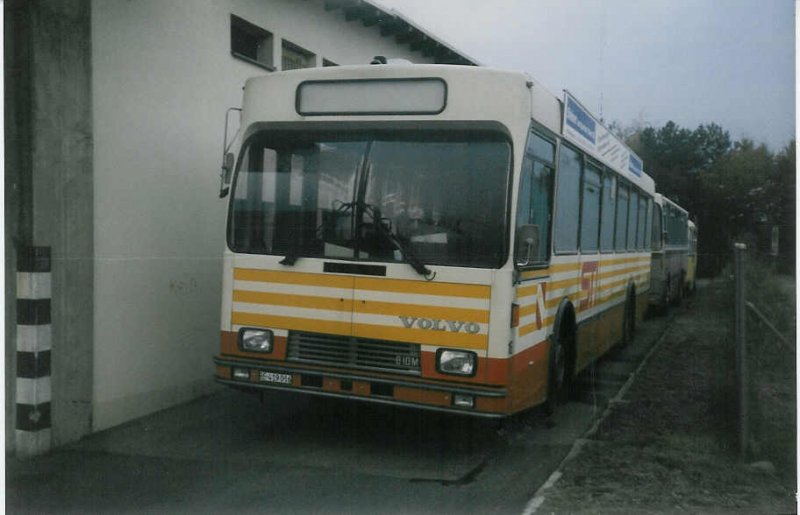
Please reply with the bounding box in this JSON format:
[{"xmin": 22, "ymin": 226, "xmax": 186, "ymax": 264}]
[{"xmin": 228, "ymin": 130, "xmax": 511, "ymax": 269}]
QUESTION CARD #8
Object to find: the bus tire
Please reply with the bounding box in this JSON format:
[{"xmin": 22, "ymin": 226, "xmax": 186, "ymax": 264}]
[
  {"xmin": 674, "ymin": 271, "xmax": 685, "ymax": 306},
  {"xmin": 546, "ymin": 304, "xmax": 575, "ymax": 415},
  {"xmin": 621, "ymin": 287, "xmax": 636, "ymax": 347},
  {"xmin": 663, "ymin": 274, "xmax": 672, "ymax": 307}
]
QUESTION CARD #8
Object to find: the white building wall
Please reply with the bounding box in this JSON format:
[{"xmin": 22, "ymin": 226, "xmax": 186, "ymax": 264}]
[{"xmin": 91, "ymin": 0, "xmax": 434, "ymax": 430}]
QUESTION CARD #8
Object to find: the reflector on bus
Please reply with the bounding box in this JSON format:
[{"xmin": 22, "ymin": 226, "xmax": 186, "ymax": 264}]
[{"xmin": 296, "ymin": 78, "xmax": 447, "ymax": 116}]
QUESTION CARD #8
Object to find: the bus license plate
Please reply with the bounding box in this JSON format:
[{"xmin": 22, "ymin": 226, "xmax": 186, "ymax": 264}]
[{"xmin": 259, "ymin": 371, "xmax": 292, "ymax": 385}]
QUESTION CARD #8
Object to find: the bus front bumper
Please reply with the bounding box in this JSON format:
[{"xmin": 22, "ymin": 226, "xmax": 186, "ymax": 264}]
[{"xmin": 213, "ymin": 356, "xmax": 509, "ymax": 418}]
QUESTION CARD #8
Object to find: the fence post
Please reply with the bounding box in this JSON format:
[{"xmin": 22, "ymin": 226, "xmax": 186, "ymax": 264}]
[{"xmin": 733, "ymin": 242, "xmax": 748, "ymax": 458}]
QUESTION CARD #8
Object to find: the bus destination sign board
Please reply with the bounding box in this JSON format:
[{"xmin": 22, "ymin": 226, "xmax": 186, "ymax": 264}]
[{"xmin": 562, "ymin": 91, "xmax": 644, "ymax": 178}]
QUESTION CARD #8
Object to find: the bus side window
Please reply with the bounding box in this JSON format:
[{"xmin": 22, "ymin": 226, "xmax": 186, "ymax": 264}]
[
  {"xmin": 615, "ymin": 183, "xmax": 629, "ymax": 252},
  {"xmin": 637, "ymin": 195, "xmax": 647, "ymax": 250},
  {"xmin": 599, "ymin": 172, "xmax": 616, "ymax": 252},
  {"xmin": 554, "ymin": 145, "xmax": 581, "ymax": 253},
  {"xmin": 580, "ymin": 164, "xmax": 601, "ymax": 252},
  {"xmin": 644, "ymin": 198, "xmax": 653, "ymax": 251},
  {"xmin": 652, "ymin": 204, "xmax": 663, "ymax": 250},
  {"xmin": 627, "ymin": 189, "xmax": 639, "ymax": 251}
]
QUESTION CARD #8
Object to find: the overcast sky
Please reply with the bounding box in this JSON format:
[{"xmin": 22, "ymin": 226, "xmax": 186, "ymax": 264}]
[{"xmin": 375, "ymin": 0, "xmax": 795, "ymax": 152}]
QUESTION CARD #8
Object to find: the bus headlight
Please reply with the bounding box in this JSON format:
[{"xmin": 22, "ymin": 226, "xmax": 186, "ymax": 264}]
[
  {"xmin": 436, "ymin": 349, "xmax": 477, "ymax": 376},
  {"xmin": 239, "ymin": 328, "xmax": 273, "ymax": 353}
]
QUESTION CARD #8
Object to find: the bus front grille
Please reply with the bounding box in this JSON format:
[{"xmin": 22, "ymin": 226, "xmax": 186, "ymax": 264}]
[{"xmin": 287, "ymin": 331, "xmax": 421, "ymax": 376}]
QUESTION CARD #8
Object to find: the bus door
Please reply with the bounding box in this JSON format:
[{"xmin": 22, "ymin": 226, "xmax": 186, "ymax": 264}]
[{"xmin": 510, "ymin": 135, "xmax": 556, "ymax": 410}]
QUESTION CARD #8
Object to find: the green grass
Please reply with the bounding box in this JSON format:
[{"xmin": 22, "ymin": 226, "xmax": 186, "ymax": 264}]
[{"xmin": 741, "ymin": 256, "xmax": 795, "ymax": 483}]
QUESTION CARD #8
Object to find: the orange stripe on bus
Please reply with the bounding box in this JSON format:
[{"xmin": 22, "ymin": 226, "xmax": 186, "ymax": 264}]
[
  {"xmin": 234, "ymin": 268, "xmax": 354, "ymax": 289},
  {"xmin": 233, "ymin": 290, "xmax": 353, "ymax": 312},
  {"xmin": 353, "ymin": 277, "xmax": 490, "ymax": 299}
]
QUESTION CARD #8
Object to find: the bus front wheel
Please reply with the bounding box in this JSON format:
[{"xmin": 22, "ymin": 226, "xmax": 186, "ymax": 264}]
[{"xmin": 545, "ymin": 320, "xmax": 574, "ymax": 415}]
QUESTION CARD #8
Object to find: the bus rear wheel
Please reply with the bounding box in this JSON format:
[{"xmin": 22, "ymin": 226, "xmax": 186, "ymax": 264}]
[
  {"xmin": 671, "ymin": 273, "xmax": 684, "ymax": 306},
  {"xmin": 545, "ymin": 325, "xmax": 573, "ymax": 415},
  {"xmin": 621, "ymin": 292, "xmax": 636, "ymax": 347},
  {"xmin": 663, "ymin": 275, "xmax": 672, "ymax": 307}
]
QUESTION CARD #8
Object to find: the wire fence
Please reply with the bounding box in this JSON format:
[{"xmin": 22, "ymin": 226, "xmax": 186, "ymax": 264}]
[{"xmin": 732, "ymin": 244, "xmax": 795, "ymax": 476}]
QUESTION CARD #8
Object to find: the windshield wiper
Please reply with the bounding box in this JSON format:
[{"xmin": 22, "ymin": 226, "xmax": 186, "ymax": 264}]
[
  {"xmin": 280, "ymin": 201, "xmax": 434, "ymax": 279},
  {"xmin": 361, "ymin": 203, "xmax": 434, "ymax": 279},
  {"xmin": 279, "ymin": 222, "xmax": 301, "ymax": 266}
]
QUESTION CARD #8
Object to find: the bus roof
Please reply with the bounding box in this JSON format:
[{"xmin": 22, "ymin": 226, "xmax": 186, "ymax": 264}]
[
  {"xmin": 654, "ymin": 193, "xmax": 689, "ymax": 215},
  {"xmin": 239, "ymin": 64, "xmax": 656, "ymax": 194}
]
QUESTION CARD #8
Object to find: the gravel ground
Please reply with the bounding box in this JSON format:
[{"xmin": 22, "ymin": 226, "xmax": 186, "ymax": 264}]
[{"xmin": 534, "ymin": 278, "xmax": 797, "ymax": 514}]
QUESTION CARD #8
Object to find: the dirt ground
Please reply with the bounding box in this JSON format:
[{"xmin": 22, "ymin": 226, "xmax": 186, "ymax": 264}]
[{"xmin": 535, "ymin": 278, "xmax": 797, "ymax": 514}]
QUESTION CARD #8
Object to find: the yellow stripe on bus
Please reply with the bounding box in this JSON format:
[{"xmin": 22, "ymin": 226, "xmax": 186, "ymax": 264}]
[
  {"xmin": 233, "ymin": 290, "xmax": 354, "ymax": 312},
  {"xmin": 234, "ymin": 290, "xmax": 488, "ymax": 322},
  {"xmin": 518, "ymin": 257, "xmax": 647, "ymax": 280},
  {"xmin": 519, "ymin": 262, "xmax": 581, "ymax": 280},
  {"xmin": 352, "ymin": 323, "xmax": 488, "ymax": 350},
  {"xmin": 599, "ymin": 255, "xmax": 650, "ymax": 266},
  {"xmin": 517, "ymin": 284, "xmax": 541, "ymax": 298},
  {"xmin": 602, "ymin": 277, "xmax": 629, "ymax": 292},
  {"xmin": 548, "ymin": 277, "xmax": 580, "ymax": 291},
  {"xmin": 519, "ymin": 316, "xmax": 555, "ymax": 337},
  {"xmin": 519, "ymin": 303, "xmax": 538, "ymax": 317},
  {"xmin": 353, "ymin": 277, "xmax": 490, "ymax": 299},
  {"xmin": 517, "ymin": 278, "xmax": 579, "ymax": 299},
  {"xmin": 519, "ymin": 269, "xmax": 550, "ymax": 281},
  {"xmin": 353, "ymin": 300, "xmax": 489, "ymax": 323},
  {"xmin": 234, "ymin": 268, "xmax": 353, "ymax": 289},
  {"xmin": 597, "ymin": 265, "xmax": 650, "ymax": 281},
  {"xmin": 231, "ymin": 312, "xmax": 351, "ymax": 336}
]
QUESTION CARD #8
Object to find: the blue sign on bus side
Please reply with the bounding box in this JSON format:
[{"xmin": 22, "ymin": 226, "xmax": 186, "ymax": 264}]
[
  {"xmin": 565, "ymin": 97, "xmax": 596, "ymax": 145},
  {"xmin": 628, "ymin": 153, "xmax": 643, "ymax": 177}
]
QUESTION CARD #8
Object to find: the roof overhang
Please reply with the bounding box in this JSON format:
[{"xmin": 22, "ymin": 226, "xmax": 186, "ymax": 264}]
[{"xmin": 321, "ymin": 0, "xmax": 480, "ymax": 66}]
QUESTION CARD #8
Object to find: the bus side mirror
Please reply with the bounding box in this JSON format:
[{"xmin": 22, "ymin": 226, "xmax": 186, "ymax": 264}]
[
  {"xmin": 515, "ymin": 224, "xmax": 540, "ymax": 266},
  {"xmin": 219, "ymin": 152, "xmax": 235, "ymax": 198}
]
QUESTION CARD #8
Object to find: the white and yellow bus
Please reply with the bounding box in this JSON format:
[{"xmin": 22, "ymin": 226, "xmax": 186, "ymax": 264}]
[
  {"xmin": 214, "ymin": 63, "xmax": 656, "ymax": 417},
  {"xmin": 649, "ymin": 194, "xmax": 690, "ymax": 308}
]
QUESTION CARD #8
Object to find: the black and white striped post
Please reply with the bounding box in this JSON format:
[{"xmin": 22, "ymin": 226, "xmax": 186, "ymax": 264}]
[{"xmin": 16, "ymin": 246, "xmax": 52, "ymax": 456}]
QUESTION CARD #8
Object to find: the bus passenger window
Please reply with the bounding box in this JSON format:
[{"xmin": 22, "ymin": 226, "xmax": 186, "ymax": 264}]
[
  {"xmin": 644, "ymin": 199, "xmax": 653, "ymax": 251},
  {"xmin": 600, "ymin": 173, "xmax": 616, "ymax": 252},
  {"xmin": 627, "ymin": 190, "xmax": 639, "ymax": 250},
  {"xmin": 637, "ymin": 195, "xmax": 647, "ymax": 250},
  {"xmin": 615, "ymin": 183, "xmax": 629, "ymax": 251},
  {"xmin": 554, "ymin": 146, "xmax": 581, "ymax": 253},
  {"xmin": 580, "ymin": 164, "xmax": 601, "ymax": 252},
  {"xmin": 651, "ymin": 204, "xmax": 663, "ymax": 250},
  {"xmin": 529, "ymin": 133, "xmax": 555, "ymax": 163}
]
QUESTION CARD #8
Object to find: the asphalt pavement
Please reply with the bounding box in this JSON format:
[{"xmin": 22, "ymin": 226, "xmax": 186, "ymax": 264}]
[{"xmin": 7, "ymin": 313, "xmax": 669, "ymax": 515}]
